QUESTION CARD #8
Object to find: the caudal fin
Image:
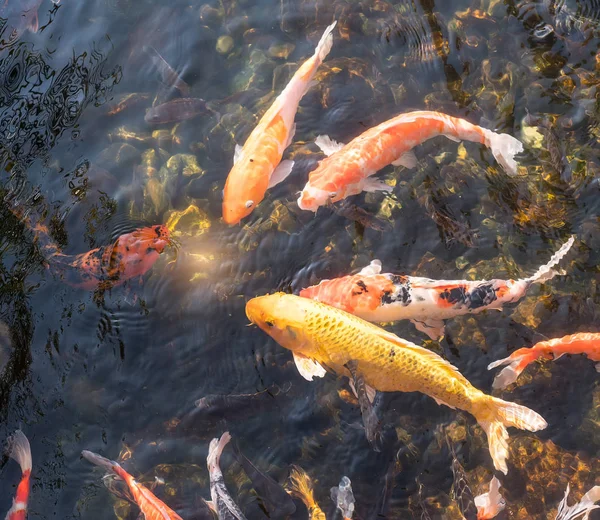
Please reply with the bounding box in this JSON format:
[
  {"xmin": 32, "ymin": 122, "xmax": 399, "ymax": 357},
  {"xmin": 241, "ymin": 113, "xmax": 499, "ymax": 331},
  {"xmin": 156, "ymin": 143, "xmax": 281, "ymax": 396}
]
[
  {"xmin": 6, "ymin": 430, "xmax": 32, "ymax": 474},
  {"xmin": 474, "ymin": 476, "xmax": 506, "ymax": 519},
  {"xmin": 526, "ymin": 235, "xmax": 575, "ymax": 284},
  {"xmin": 556, "ymin": 484, "xmax": 600, "ymax": 520},
  {"xmin": 477, "ymin": 397, "xmax": 547, "ymax": 474},
  {"xmin": 488, "ymin": 349, "xmax": 539, "ymax": 389},
  {"xmin": 484, "ymin": 130, "xmax": 524, "ymax": 177},
  {"xmin": 314, "ymin": 21, "xmax": 337, "ymax": 63},
  {"xmin": 207, "ymin": 431, "xmax": 231, "ymax": 472}
]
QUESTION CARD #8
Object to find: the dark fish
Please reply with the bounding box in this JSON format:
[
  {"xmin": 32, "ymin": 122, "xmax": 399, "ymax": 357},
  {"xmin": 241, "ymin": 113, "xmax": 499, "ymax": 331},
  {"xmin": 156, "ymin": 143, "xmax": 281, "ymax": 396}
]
[
  {"xmin": 232, "ymin": 443, "xmax": 296, "ymax": 518},
  {"xmin": 328, "ymin": 200, "xmax": 388, "ymax": 232},
  {"xmin": 345, "ymin": 359, "xmax": 383, "ymax": 452},
  {"xmin": 194, "ymin": 385, "xmax": 288, "ymax": 416},
  {"xmin": 144, "ymin": 98, "xmax": 214, "ymax": 124},
  {"xmin": 103, "ymin": 93, "xmax": 151, "ymax": 116},
  {"xmin": 143, "ymin": 45, "xmax": 190, "ymax": 96}
]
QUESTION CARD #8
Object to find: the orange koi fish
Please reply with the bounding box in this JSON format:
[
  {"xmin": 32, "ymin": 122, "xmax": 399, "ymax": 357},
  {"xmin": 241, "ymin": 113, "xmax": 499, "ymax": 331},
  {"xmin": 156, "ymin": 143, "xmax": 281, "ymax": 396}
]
[
  {"xmin": 488, "ymin": 332, "xmax": 600, "ymax": 389},
  {"xmin": 222, "ymin": 21, "xmax": 337, "ymax": 225},
  {"xmin": 82, "ymin": 450, "xmax": 183, "ymax": 520},
  {"xmin": 297, "ymin": 111, "xmax": 524, "ymax": 211},
  {"xmin": 300, "ymin": 236, "xmax": 574, "ymax": 340},
  {"xmin": 4, "ymin": 430, "xmax": 32, "ymax": 520},
  {"xmin": 32, "ymin": 223, "xmax": 171, "ymax": 290}
]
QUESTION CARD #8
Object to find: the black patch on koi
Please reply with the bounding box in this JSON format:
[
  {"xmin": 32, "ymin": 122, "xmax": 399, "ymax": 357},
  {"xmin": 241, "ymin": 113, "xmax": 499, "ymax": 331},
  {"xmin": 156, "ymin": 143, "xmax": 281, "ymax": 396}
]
[
  {"xmin": 154, "ymin": 226, "xmax": 161, "ymax": 236},
  {"xmin": 381, "ymin": 279, "xmax": 411, "ymax": 306},
  {"xmin": 439, "ymin": 286, "xmax": 468, "ymax": 305},
  {"xmin": 352, "ymin": 280, "xmax": 369, "ymax": 296},
  {"xmin": 467, "ymin": 283, "xmax": 497, "ymax": 309}
]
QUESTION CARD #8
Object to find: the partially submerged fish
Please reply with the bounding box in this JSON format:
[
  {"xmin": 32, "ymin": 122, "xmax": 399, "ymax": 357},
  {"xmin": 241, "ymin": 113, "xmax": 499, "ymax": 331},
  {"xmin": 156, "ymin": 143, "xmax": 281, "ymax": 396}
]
[
  {"xmin": 286, "ymin": 466, "xmax": 326, "ymax": 520},
  {"xmin": 208, "ymin": 432, "xmax": 247, "ymax": 520},
  {"xmin": 145, "ymin": 98, "xmax": 213, "ymax": 124},
  {"xmin": 488, "ymin": 332, "xmax": 600, "ymax": 390},
  {"xmin": 143, "ymin": 45, "xmax": 190, "ymax": 96},
  {"xmin": 222, "ymin": 21, "xmax": 337, "ymax": 225},
  {"xmin": 246, "ymin": 293, "xmax": 548, "ymax": 474},
  {"xmin": 232, "ymin": 442, "xmax": 296, "ymax": 518},
  {"xmin": 331, "ymin": 476, "xmax": 355, "ymax": 520},
  {"xmin": 299, "ymin": 236, "xmax": 574, "ymax": 340},
  {"xmin": 82, "ymin": 450, "xmax": 184, "ymax": 520},
  {"xmin": 4, "ymin": 430, "xmax": 32, "ymax": 520},
  {"xmin": 555, "ymin": 484, "xmax": 600, "ymax": 520},
  {"xmin": 297, "ymin": 111, "xmax": 524, "ymax": 212}
]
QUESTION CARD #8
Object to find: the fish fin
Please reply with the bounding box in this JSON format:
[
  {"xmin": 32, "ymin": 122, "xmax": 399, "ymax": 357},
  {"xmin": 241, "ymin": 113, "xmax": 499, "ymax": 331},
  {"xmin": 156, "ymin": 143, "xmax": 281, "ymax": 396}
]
[
  {"xmin": 391, "ymin": 150, "xmax": 417, "ymax": 168},
  {"xmin": 285, "ymin": 123, "xmax": 296, "ymax": 149},
  {"xmin": 478, "ymin": 397, "xmax": 547, "ymax": 474},
  {"xmin": 526, "ymin": 235, "xmax": 575, "ymax": 284},
  {"xmin": 207, "ymin": 432, "xmax": 231, "ymax": 473},
  {"xmin": 293, "ymin": 352, "xmax": 326, "ymax": 381},
  {"xmin": 410, "ymin": 319, "xmax": 445, "ymax": 341},
  {"xmin": 488, "ymin": 347, "xmax": 541, "ymax": 389},
  {"xmin": 365, "ymin": 384, "xmax": 376, "ymax": 404},
  {"xmin": 6, "ymin": 430, "xmax": 32, "ymax": 473},
  {"xmin": 314, "ymin": 21, "xmax": 337, "ymax": 62},
  {"xmin": 315, "ymin": 134, "xmax": 344, "ymax": 156},
  {"xmin": 268, "ymin": 160, "xmax": 294, "ymax": 189},
  {"xmin": 432, "ymin": 396, "xmax": 456, "ymax": 410},
  {"xmin": 206, "ymin": 500, "xmax": 217, "ymax": 513},
  {"xmin": 484, "ymin": 129, "xmax": 524, "ymax": 177},
  {"xmin": 363, "ymin": 177, "xmax": 393, "ymax": 193},
  {"xmin": 444, "ymin": 133, "xmax": 461, "ymax": 143},
  {"xmin": 358, "ymin": 259, "xmax": 382, "ymax": 276},
  {"xmin": 474, "ymin": 477, "xmax": 506, "ymax": 519},
  {"xmin": 28, "ymin": 12, "xmax": 39, "ymax": 33},
  {"xmin": 234, "ymin": 144, "xmax": 243, "ymax": 165},
  {"xmin": 555, "ymin": 484, "xmax": 600, "ymax": 520}
]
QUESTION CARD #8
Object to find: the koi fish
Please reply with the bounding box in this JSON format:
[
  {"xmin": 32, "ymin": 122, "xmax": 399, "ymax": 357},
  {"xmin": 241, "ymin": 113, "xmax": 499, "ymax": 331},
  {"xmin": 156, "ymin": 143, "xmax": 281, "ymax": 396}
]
[
  {"xmin": 299, "ymin": 236, "xmax": 574, "ymax": 340},
  {"xmin": 331, "ymin": 476, "xmax": 355, "ymax": 520},
  {"xmin": 488, "ymin": 332, "xmax": 600, "ymax": 390},
  {"xmin": 286, "ymin": 466, "xmax": 326, "ymax": 520},
  {"xmin": 207, "ymin": 432, "xmax": 247, "ymax": 520},
  {"xmin": 555, "ymin": 484, "xmax": 600, "ymax": 520},
  {"xmin": 4, "ymin": 430, "xmax": 32, "ymax": 520},
  {"xmin": 246, "ymin": 293, "xmax": 548, "ymax": 474},
  {"xmin": 222, "ymin": 21, "xmax": 337, "ymax": 225},
  {"xmin": 81, "ymin": 450, "xmax": 184, "ymax": 520},
  {"xmin": 144, "ymin": 98, "xmax": 213, "ymax": 124},
  {"xmin": 32, "ymin": 223, "xmax": 171, "ymax": 290},
  {"xmin": 297, "ymin": 111, "xmax": 524, "ymax": 211}
]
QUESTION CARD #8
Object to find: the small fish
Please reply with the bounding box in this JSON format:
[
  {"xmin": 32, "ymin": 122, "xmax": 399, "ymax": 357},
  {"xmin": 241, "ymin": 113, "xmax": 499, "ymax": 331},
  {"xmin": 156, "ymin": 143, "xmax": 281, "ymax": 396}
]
[
  {"xmin": 330, "ymin": 476, "xmax": 355, "ymax": 520},
  {"xmin": 103, "ymin": 93, "xmax": 151, "ymax": 116},
  {"xmin": 4, "ymin": 430, "xmax": 32, "ymax": 520},
  {"xmin": 488, "ymin": 332, "xmax": 600, "ymax": 389},
  {"xmin": 297, "ymin": 111, "xmax": 524, "ymax": 212},
  {"xmin": 299, "ymin": 236, "xmax": 574, "ymax": 340},
  {"xmin": 144, "ymin": 98, "xmax": 212, "ymax": 124},
  {"xmin": 207, "ymin": 432, "xmax": 247, "ymax": 520},
  {"xmin": 143, "ymin": 45, "xmax": 190, "ymax": 96},
  {"xmin": 246, "ymin": 294, "xmax": 548, "ymax": 474},
  {"xmin": 345, "ymin": 359, "xmax": 382, "ymax": 451},
  {"xmin": 195, "ymin": 385, "xmax": 287, "ymax": 416},
  {"xmin": 82, "ymin": 450, "xmax": 184, "ymax": 520},
  {"xmin": 474, "ymin": 477, "xmax": 505, "ymax": 519},
  {"xmin": 222, "ymin": 21, "xmax": 337, "ymax": 225},
  {"xmin": 232, "ymin": 442, "xmax": 296, "ymax": 518},
  {"xmin": 555, "ymin": 483, "xmax": 600, "ymax": 520},
  {"xmin": 286, "ymin": 466, "xmax": 326, "ymax": 520}
]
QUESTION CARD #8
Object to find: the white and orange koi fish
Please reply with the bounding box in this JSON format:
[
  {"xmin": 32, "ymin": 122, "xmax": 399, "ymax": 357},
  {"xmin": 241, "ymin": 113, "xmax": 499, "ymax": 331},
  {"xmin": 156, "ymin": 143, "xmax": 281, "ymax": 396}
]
[
  {"xmin": 222, "ymin": 21, "xmax": 337, "ymax": 225},
  {"xmin": 300, "ymin": 236, "xmax": 574, "ymax": 340},
  {"xmin": 297, "ymin": 111, "xmax": 524, "ymax": 211},
  {"xmin": 4, "ymin": 430, "xmax": 32, "ymax": 520},
  {"xmin": 488, "ymin": 332, "xmax": 600, "ymax": 389}
]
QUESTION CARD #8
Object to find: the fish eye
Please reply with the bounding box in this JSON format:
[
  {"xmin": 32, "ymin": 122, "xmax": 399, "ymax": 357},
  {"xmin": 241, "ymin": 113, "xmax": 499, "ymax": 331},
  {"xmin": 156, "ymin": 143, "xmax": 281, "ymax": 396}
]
[
  {"xmin": 265, "ymin": 320, "xmax": 274, "ymax": 327},
  {"xmin": 245, "ymin": 200, "xmax": 254, "ymax": 208}
]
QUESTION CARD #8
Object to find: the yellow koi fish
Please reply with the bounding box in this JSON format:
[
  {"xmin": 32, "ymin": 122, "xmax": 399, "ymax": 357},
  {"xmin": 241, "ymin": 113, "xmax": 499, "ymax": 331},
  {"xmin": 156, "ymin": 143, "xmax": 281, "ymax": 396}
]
[
  {"xmin": 246, "ymin": 293, "xmax": 547, "ymax": 474},
  {"xmin": 222, "ymin": 21, "xmax": 337, "ymax": 225}
]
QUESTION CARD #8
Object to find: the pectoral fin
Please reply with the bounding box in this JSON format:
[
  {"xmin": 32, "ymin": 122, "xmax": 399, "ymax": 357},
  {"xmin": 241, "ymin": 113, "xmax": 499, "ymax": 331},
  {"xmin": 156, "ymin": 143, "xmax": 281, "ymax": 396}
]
[
  {"xmin": 234, "ymin": 144, "xmax": 243, "ymax": 164},
  {"xmin": 293, "ymin": 352, "xmax": 326, "ymax": 381},
  {"xmin": 285, "ymin": 123, "xmax": 296, "ymax": 149},
  {"xmin": 411, "ymin": 319, "xmax": 445, "ymax": 340},
  {"xmin": 359, "ymin": 259, "xmax": 382, "ymax": 276},
  {"xmin": 315, "ymin": 135, "xmax": 345, "ymax": 156},
  {"xmin": 268, "ymin": 160, "xmax": 294, "ymax": 189},
  {"xmin": 363, "ymin": 178, "xmax": 393, "ymax": 193},
  {"xmin": 391, "ymin": 150, "xmax": 417, "ymax": 168},
  {"xmin": 432, "ymin": 396, "xmax": 456, "ymax": 409}
]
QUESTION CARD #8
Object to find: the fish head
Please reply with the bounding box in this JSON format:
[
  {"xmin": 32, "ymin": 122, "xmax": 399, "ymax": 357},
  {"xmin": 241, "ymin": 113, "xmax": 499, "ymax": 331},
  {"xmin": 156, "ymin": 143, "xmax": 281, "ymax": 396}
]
[
  {"xmin": 113, "ymin": 225, "xmax": 172, "ymax": 280},
  {"xmin": 144, "ymin": 107, "xmax": 163, "ymax": 124},
  {"xmin": 246, "ymin": 293, "xmax": 310, "ymax": 354},
  {"xmin": 222, "ymin": 163, "xmax": 268, "ymax": 225},
  {"xmin": 297, "ymin": 184, "xmax": 337, "ymax": 212}
]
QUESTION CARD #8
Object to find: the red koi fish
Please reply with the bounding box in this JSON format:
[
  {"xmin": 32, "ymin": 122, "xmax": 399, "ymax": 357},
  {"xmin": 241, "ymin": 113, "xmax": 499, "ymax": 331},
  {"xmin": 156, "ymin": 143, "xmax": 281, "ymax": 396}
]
[
  {"xmin": 300, "ymin": 236, "xmax": 574, "ymax": 340},
  {"xmin": 4, "ymin": 430, "xmax": 32, "ymax": 520},
  {"xmin": 33, "ymin": 224, "xmax": 171, "ymax": 290},
  {"xmin": 222, "ymin": 21, "xmax": 336, "ymax": 225},
  {"xmin": 488, "ymin": 332, "xmax": 600, "ymax": 389},
  {"xmin": 82, "ymin": 450, "xmax": 183, "ymax": 520},
  {"xmin": 297, "ymin": 111, "xmax": 524, "ymax": 211}
]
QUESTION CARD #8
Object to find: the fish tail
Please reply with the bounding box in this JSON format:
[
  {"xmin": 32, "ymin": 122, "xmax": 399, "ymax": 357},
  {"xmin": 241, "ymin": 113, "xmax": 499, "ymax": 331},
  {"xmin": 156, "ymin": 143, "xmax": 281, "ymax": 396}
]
[
  {"xmin": 483, "ymin": 129, "xmax": 524, "ymax": 177},
  {"xmin": 314, "ymin": 21, "xmax": 337, "ymax": 63},
  {"xmin": 81, "ymin": 450, "xmax": 121, "ymax": 474},
  {"xmin": 6, "ymin": 430, "xmax": 32, "ymax": 474},
  {"xmin": 474, "ymin": 476, "xmax": 506, "ymax": 519},
  {"xmin": 476, "ymin": 397, "xmax": 547, "ymax": 474},
  {"xmin": 556, "ymin": 484, "xmax": 600, "ymax": 520},
  {"xmin": 487, "ymin": 348, "xmax": 541, "ymax": 389},
  {"xmin": 208, "ymin": 431, "xmax": 231, "ymax": 470},
  {"xmin": 286, "ymin": 465, "xmax": 319, "ymax": 510},
  {"xmin": 525, "ymin": 235, "xmax": 575, "ymax": 284}
]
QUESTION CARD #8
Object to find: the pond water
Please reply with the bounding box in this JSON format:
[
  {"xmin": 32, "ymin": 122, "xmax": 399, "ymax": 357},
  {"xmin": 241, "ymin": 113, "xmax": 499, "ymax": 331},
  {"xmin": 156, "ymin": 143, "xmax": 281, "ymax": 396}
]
[{"xmin": 0, "ymin": 0, "xmax": 599, "ymax": 518}]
